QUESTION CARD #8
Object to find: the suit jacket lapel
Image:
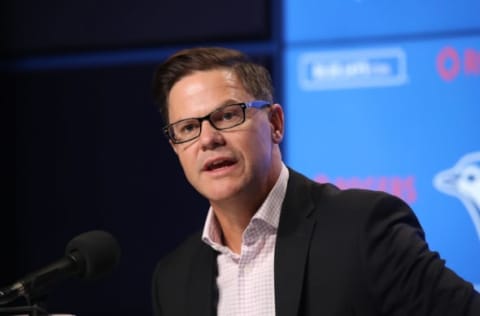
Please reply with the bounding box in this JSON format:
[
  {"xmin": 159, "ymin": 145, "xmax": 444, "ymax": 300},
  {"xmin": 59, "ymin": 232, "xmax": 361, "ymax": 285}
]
[
  {"xmin": 275, "ymin": 169, "xmax": 316, "ymax": 316},
  {"xmin": 187, "ymin": 243, "xmax": 217, "ymax": 316}
]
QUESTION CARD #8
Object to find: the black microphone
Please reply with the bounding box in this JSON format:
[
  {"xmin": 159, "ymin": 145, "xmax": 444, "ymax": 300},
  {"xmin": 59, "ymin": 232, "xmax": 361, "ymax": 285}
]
[{"xmin": 0, "ymin": 230, "xmax": 121, "ymax": 305}]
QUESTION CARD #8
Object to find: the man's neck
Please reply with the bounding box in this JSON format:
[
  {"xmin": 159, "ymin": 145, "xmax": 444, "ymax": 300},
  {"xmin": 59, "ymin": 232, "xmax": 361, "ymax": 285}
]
[
  {"xmin": 210, "ymin": 196, "xmax": 258, "ymax": 254},
  {"xmin": 209, "ymin": 158, "xmax": 285, "ymax": 254}
]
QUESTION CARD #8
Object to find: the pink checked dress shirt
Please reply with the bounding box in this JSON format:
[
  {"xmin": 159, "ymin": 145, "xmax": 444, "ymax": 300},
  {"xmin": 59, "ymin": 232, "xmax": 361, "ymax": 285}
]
[{"xmin": 202, "ymin": 164, "xmax": 289, "ymax": 316}]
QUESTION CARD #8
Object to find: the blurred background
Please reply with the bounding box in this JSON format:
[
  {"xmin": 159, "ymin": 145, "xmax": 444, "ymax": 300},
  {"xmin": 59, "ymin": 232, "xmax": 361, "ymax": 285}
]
[{"xmin": 2, "ymin": 0, "xmax": 479, "ymax": 315}]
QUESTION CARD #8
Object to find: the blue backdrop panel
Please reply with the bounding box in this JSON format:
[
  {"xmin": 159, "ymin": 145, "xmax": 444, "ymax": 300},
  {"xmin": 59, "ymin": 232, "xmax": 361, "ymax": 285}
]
[
  {"xmin": 285, "ymin": 0, "xmax": 480, "ymax": 43},
  {"xmin": 284, "ymin": 35, "xmax": 480, "ymax": 289}
]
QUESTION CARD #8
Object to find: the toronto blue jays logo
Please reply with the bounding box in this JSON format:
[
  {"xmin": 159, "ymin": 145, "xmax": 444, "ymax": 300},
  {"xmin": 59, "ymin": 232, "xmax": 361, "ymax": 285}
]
[{"xmin": 433, "ymin": 151, "xmax": 480, "ymax": 241}]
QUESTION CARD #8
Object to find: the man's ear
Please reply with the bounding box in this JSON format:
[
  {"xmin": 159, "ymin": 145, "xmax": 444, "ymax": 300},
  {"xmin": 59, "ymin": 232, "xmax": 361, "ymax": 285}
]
[{"xmin": 270, "ymin": 103, "xmax": 285, "ymax": 144}]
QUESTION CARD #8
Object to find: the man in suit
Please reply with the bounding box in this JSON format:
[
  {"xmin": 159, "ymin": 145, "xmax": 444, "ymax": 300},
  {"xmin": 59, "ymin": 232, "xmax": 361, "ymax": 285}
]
[{"xmin": 151, "ymin": 47, "xmax": 480, "ymax": 315}]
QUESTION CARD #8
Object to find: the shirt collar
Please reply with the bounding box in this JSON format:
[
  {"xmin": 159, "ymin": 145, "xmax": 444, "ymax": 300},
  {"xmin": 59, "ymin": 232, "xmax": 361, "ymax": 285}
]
[{"xmin": 202, "ymin": 163, "xmax": 289, "ymax": 251}]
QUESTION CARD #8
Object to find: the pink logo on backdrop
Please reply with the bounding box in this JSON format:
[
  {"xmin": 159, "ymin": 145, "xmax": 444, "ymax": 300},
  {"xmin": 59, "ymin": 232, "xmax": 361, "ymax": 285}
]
[
  {"xmin": 315, "ymin": 175, "xmax": 417, "ymax": 204},
  {"xmin": 436, "ymin": 46, "xmax": 480, "ymax": 81}
]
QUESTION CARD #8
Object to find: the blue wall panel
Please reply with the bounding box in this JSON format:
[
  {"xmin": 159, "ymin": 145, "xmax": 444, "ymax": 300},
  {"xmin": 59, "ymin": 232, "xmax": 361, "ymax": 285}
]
[
  {"xmin": 285, "ymin": 0, "xmax": 480, "ymax": 42},
  {"xmin": 284, "ymin": 33, "xmax": 480, "ymax": 288}
]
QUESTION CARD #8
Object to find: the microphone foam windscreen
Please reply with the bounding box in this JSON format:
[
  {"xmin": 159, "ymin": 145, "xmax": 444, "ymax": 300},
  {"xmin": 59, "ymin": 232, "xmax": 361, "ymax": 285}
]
[{"xmin": 65, "ymin": 230, "xmax": 121, "ymax": 280}]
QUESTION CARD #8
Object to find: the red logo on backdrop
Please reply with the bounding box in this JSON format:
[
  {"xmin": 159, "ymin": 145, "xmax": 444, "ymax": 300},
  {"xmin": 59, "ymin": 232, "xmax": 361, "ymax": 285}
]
[
  {"xmin": 315, "ymin": 175, "xmax": 417, "ymax": 204},
  {"xmin": 437, "ymin": 46, "xmax": 480, "ymax": 81}
]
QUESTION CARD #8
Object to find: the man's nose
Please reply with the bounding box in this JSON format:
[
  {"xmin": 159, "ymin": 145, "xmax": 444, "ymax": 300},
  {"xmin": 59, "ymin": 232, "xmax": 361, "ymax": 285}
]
[{"xmin": 199, "ymin": 120, "xmax": 224, "ymax": 148}]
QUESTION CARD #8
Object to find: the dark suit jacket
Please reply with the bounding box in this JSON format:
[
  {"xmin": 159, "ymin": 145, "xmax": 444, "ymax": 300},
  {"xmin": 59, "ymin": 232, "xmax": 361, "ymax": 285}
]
[{"xmin": 152, "ymin": 169, "xmax": 480, "ymax": 315}]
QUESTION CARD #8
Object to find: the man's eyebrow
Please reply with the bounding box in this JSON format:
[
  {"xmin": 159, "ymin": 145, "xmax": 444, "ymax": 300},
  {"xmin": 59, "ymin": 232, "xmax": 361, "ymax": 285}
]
[
  {"xmin": 218, "ymin": 99, "xmax": 243, "ymax": 107},
  {"xmin": 173, "ymin": 99, "xmax": 245, "ymax": 122}
]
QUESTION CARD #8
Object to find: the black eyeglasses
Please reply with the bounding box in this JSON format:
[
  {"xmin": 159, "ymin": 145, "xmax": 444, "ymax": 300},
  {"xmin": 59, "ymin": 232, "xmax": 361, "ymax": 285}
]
[{"xmin": 163, "ymin": 100, "xmax": 271, "ymax": 144}]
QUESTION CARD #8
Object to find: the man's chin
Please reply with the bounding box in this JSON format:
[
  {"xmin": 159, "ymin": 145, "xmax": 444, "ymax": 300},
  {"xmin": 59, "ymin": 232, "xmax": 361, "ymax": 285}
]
[{"xmin": 201, "ymin": 184, "xmax": 242, "ymax": 204}]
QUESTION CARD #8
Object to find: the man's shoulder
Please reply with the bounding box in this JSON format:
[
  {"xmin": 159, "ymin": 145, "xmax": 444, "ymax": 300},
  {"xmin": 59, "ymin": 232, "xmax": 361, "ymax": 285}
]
[
  {"xmin": 153, "ymin": 230, "xmax": 211, "ymax": 279},
  {"xmin": 157, "ymin": 231, "xmax": 205, "ymax": 266},
  {"xmin": 287, "ymin": 167, "xmax": 412, "ymax": 221}
]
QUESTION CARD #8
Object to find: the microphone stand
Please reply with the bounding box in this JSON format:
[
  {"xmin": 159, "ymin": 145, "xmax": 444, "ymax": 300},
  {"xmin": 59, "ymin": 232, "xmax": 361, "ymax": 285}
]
[
  {"xmin": 0, "ymin": 294, "xmax": 49, "ymax": 316},
  {"xmin": 0, "ymin": 304, "xmax": 48, "ymax": 316}
]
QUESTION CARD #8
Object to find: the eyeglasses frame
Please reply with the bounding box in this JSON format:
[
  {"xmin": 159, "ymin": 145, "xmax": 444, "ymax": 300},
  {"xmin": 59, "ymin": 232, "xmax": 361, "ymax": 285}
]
[{"xmin": 163, "ymin": 100, "xmax": 271, "ymax": 144}]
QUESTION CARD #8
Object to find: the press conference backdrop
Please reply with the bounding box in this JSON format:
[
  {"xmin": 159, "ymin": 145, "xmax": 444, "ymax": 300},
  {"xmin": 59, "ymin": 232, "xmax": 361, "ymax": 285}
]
[
  {"xmin": 6, "ymin": 0, "xmax": 480, "ymax": 315},
  {"xmin": 283, "ymin": 0, "xmax": 480, "ymax": 291}
]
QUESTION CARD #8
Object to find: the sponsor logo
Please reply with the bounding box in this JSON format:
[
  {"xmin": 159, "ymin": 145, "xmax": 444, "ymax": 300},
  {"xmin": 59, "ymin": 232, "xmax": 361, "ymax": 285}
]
[
  {"xmin": 436, "ymin": 46, "xmax": 480, "ymax": 81},
  {"xmin": 298, "ymin": 47, "xmax": 408, "ymax": 90},
  {"xmin": 433, "ymin": 152, "xmax": 480, "ymax": 241}
]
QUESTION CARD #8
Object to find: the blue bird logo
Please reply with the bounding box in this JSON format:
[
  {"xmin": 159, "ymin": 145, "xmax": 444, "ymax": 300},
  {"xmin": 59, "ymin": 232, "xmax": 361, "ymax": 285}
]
[{"xmin": 433, "ymin": 151, "xmax": 480, "ymax": 241}]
